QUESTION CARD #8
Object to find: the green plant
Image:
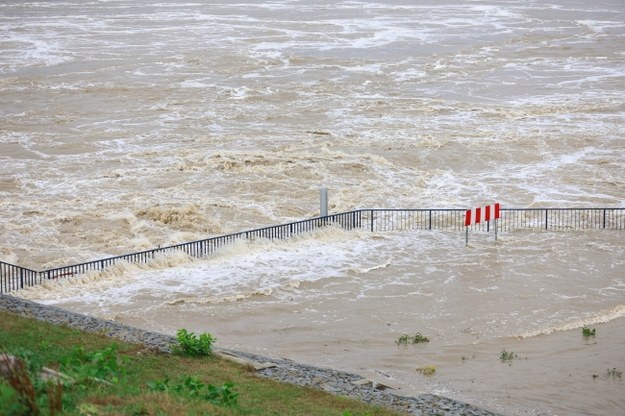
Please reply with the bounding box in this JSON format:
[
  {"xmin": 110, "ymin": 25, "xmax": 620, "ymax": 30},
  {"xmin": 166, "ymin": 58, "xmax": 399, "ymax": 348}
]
[
  {"xmin": 582, "ymin": 326, "xmax": 596, "ymax": 337},
  {"xmin": 148, "ymin": 375, "xmax": 238, "ymax": 407},
  {"xmin": 500, "ymin": 349, "xmax": 517, "ymax": 362},
  {"xmin": 37, "ymin": 341, "xmax": 53, "ymax": 353},
  {"xmin": 60, "ymin": 343, "xmax": 128, "ymax": 385},
  {"xmin": 607, "ymin": 368, "xmax": 622, "ymax": 379},
  {"xmin": 396, "ymin": 332, "xmax": 429, "ymax": 345},
  {"xmin": 146, "ymin": 376, "xmax": 171, "ymax": 393},
  {"xmin": 396, "ymin": 334, "xmax": 408, "ymax": 345},
  {"xmin": 172, "ymin": 329, "xmax": 215, "ymax": 357},
  {"xmin": 415, "ymin": 365, "xmax": 436, "ymax": 376},
  {"xmin": 203, "ymin": 381, "xmax": 238, "ymax": 406}
]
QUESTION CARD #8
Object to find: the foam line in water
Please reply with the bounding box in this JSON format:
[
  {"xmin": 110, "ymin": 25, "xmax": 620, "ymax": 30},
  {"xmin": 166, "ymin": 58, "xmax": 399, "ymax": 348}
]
[{"xmin": 516, "ymin": 304, "xmax": 625, "ymax": 339}]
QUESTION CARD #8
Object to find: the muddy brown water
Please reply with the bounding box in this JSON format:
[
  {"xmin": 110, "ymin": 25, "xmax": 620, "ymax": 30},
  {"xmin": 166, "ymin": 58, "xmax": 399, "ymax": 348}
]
[{"xmin": 2, "ymin": 0, "xmax": 624, "ymax": 414}]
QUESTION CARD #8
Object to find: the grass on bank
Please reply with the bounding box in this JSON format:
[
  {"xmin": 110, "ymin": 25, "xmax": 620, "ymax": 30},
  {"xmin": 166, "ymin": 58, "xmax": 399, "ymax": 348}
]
[{"xmin": 0, "ymin": 311, "xmax": 401, "ymax": 416}]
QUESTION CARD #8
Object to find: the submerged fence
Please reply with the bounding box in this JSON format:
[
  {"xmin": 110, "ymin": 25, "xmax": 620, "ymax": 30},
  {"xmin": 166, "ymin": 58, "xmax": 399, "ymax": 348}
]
[
  {"xmin": 365, "ymin": 207, "xmax": 625, "ymax": 232},
  {"xmin": 1, "ymin": 207, "xmax": 624, "ymax": 294}
]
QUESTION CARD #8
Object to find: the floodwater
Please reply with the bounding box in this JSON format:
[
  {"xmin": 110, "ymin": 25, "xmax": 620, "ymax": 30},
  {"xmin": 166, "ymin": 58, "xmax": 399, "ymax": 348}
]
[{"xmin": 1, "ymin": 0, "xmax": 624, "ymax": 414}]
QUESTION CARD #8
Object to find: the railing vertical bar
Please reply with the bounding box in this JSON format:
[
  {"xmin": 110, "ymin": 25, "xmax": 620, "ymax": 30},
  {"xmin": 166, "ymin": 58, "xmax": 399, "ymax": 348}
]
[{"xmin": 578, "ymin": 209, "xmax": 581, "ymax": 229}]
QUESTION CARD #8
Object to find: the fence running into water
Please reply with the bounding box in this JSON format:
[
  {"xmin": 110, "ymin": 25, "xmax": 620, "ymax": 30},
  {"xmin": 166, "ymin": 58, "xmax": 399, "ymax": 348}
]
[{"xmin": 1, "ymin": 207, "xmax": 624, "ymax": 294}]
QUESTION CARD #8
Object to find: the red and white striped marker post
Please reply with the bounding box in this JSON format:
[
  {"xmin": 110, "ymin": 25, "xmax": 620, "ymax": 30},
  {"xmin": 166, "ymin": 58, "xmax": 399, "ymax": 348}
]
[{"xmin": 464, "ymin": 203, "xmax": 500, "ymax": 245}]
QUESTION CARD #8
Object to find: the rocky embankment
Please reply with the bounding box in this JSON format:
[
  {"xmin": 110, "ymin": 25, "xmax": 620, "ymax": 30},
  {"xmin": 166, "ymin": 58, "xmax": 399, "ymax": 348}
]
[{"xmin": 0, "ymin": 295, "xmax": 503, "ymax": 416}]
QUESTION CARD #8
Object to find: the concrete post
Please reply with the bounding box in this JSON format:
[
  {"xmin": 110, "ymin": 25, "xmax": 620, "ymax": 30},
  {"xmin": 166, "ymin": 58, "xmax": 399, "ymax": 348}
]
[{"xmin": 320, "ymin": 187, "xmax": 328, "ymax": 217}]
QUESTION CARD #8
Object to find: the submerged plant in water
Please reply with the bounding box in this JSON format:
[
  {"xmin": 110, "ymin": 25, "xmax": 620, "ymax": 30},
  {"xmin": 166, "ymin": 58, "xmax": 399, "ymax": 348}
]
[
  {"xmin": 396, "ymin": 332, "xmax": 430, "ymax": 345},
  {"xmin": 582, "ymin": 326, "xmax": 596, "ymax": 337},
  {"xmin": 500, "ymin": 349, "xmax": 517, "ymax": 362},
  {"xmin": 416, "ymin": 365, "xmax": 436, "ymax": 376}
]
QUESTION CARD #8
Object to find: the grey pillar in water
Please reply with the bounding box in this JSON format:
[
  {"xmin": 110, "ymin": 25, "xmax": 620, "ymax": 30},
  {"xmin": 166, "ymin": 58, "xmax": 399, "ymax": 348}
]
[{"xmin": 320, "ymin": 187, "xmax": 328, "ymax": 217}]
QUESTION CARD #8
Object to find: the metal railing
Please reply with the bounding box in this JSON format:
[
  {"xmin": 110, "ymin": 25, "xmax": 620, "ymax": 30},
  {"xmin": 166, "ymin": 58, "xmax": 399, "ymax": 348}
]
[
  {"xmin": 363, "ymin": 207, "xmax": 625, "ymax": 232},
  {"xmin": 1, "ymin": 207, "xmax": 623, "ymax": 294},
  {"xmin": 0, "ymin": 262, "xmax": 40, "ymax": 294}
]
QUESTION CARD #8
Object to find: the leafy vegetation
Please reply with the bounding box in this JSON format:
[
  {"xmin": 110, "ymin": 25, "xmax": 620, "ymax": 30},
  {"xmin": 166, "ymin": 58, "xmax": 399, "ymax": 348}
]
[
  {"xmin": 60, "ymin": 343, "xmax": 128, "ymax": 385},
  {"xmin": 172, "ymin": 328, "xmax": 215, "ymax": 357},
  {"xmin": 396, "ymin": 332, "xmax": 430, "ymax": 345},
  {"xmin": 0, "ymin": 310, "xmax": 401, "ymax": 415},
  {"xmin": 415, "ymin": 365, "xmax": 436, "ymax": 376},
  {"xmin": 499, "ymin": 349, "xmax": 517, "ymax": 362},
  {"xmin": 148, "ymin": 376, "xmax": 238, "ymax": 407},
  {"xmin": 582, "ymin": 326, "xmax": 596, "ymax": 337}
]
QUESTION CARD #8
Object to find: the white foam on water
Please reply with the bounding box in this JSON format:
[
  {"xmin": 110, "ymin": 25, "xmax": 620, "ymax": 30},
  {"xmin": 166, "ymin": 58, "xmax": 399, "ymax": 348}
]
[
  {"xmin": 0, "ymin": 31, "xmax": 74, "ymax": 72},
  {"xmin": 577, "ymin": 19, "xmax": 625, "ymax": 34},
  {"xmin": 17, "ymin": 227, "xmax": 394, "ymax": 308}
]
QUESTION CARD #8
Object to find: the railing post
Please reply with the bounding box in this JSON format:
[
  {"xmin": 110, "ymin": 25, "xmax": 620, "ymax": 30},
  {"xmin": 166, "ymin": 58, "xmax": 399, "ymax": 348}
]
[
  {"xmin": 603, "ymin": 209, "xmax": 606, "ymax": 229},
  {"xmin": 545, "ymin": 209, "xmax": 549, "ymax": 230},
  {"xmin": 428, "ymin": 210, "xmax": 432, "ymax": 230},
  {"xmin": 370, "ymin": 210, "xmax": 374, "ymax": 232},
  {"xmin": 19, "ymin": 268, "xmax": 24, "ymax": 289},
  {"xmin": 495, "ymin": 218, "xmax": 498, "ymax": 241},
  {"xmin": 320, "ymin": 187, "xmax": 328, "ymax": 217}
]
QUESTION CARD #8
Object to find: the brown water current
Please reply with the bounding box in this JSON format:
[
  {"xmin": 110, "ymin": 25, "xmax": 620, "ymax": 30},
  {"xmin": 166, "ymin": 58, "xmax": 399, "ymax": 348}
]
[{"xmin": 2, "ymin": 0, "xmax": 625, "ymax": 414}]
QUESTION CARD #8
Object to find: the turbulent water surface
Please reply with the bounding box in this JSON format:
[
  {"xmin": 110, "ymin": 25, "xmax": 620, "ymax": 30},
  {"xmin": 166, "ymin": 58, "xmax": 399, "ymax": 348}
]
[{"xmin": 1, "ymin": 1, "xmax": 625, "ymax": 415}]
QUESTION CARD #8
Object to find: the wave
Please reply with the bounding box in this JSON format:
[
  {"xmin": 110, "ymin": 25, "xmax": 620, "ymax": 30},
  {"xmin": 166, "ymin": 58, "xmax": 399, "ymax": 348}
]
[
  {"xmin": 349, "ymin": 256, "xmax": 394, "ymax": 275},
  {"xmin": 14, "ymin": 251, "xmax": 194, "ymax": 300},
  {"xmin": 516, "ymin": 304, "xmax": 625, "ymax": 339},
  {"xmin": 14, "ymin": 225, "xmax": 361, "ymax": 302},
  {"xmin": 162, "ymin": 288, "xmax": 279, "ymax": 306}
]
